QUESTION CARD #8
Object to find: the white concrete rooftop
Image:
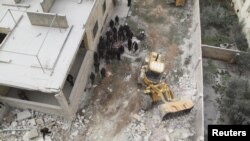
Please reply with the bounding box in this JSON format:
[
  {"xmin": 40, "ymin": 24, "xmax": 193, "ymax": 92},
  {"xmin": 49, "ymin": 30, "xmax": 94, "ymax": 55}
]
[{"xmin": 0, "ymin": 0, "xmax": 95, "ymax": 93}]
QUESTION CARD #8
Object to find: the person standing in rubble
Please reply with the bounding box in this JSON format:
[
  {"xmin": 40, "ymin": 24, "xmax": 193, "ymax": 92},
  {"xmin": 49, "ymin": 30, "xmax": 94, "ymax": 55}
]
[
  {"xmin": 66, "ymin": 74, "xmax": 74, "ymax": 86},
  {"xmin": 115, "ymin": 15, "xmax": 119, "ymax": 26},
  {"xmin": 101, "ymin": 68, "xmax": 106, "ymax": 78},
  {"xmin": 90, "ymin": 72, "xmax": 95, "ymax": 85},
  {"xmin": 109, "ymin": 19, "xmax": 115, "ymax": 29},
  {"xmin": 40, "ymin": 127, "xmax": 51, "ymax": 140},
  {"xmin": 128, "ymin": 38, "xmax": 132, "ymax": 52}
]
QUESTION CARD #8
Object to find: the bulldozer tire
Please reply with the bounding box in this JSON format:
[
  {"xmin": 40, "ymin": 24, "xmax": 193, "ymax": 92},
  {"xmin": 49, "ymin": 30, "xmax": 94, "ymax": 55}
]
[{"xmin": 140, "ymin": 94, "xmax": 152, "ymax": 111}]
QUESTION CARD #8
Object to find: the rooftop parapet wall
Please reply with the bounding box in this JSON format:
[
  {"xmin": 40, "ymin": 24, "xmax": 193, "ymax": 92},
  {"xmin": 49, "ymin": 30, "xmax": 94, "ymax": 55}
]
[
  {"xmin": 0, "ymin": 27, "xmax": 10, "ymax": 34},
  {"xmin": 40, "ymin": 0, "xmax": 55, "ymax": 13},
  {"xmin": 27, "ymin": 12, "xmax": 68, "ymax": 28},
  {"xmin": 13, "ymin": 0, "xmax": 21, "ymax": 4},
  {"xmin": 191, "ymin": 0, "xmax": 204, "ymax": 140}
]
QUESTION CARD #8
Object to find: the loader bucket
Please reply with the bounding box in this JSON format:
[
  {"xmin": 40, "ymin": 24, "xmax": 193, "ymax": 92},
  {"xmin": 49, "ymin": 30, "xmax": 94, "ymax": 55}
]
[{"xmin": 159, "ymin": 100, "xmax": 194, "ymax": 120}]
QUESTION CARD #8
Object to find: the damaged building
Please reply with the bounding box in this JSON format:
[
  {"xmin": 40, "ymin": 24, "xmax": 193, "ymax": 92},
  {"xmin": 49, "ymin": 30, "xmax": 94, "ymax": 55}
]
[{"xmin": 0, "ymin": 0, "xmax": 116, "ymax": 120}]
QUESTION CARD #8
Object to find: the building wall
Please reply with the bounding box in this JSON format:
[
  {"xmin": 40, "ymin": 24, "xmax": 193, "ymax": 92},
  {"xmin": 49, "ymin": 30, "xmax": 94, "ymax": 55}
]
[
  {"xmin": 191, "ymin": 0, "xmax": 204, "ymax": 140},
  {"xmin": 202, "ymin": 45, "xmax": 241, "ymax": 62},
  {"xmin": 67, "ymin": 0, "xmax": 115, "ymax": 116},
  {"xmin": 84, "ymin": 0, "xmax": 114, "ymax": 51},
  {"xmin": 40, "ymin": 0, "xmax": 55, "ymax": 13}
]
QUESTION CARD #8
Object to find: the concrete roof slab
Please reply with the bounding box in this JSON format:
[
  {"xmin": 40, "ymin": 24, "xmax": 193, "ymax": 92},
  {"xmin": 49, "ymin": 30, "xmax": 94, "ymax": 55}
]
[{"xmin": 0, "ymin": 0, "xmax": 96, "ymax": 93}]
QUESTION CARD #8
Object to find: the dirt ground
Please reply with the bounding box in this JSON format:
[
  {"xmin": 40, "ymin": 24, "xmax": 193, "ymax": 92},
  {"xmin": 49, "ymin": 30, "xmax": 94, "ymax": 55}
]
[{"xmin": 77, "ymin": 0, "xmax": 200, "ymax": 141}]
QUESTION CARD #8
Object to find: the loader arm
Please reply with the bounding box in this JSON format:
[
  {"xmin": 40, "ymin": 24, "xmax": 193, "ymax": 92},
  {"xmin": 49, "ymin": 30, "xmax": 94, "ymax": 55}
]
[{"xmin": 144, "ymin": 83, "xmax": 175, "ymax": 103}]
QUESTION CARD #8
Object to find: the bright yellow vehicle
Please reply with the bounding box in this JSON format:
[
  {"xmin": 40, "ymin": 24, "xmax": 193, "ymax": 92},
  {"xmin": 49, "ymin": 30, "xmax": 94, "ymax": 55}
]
[
  {"xmin": 138, "ymin": 52, "xmax": 194, "ymax": 120},
  {"xmin": 176, "ymin": 0, "xmax": 186, "ymax": 7}
]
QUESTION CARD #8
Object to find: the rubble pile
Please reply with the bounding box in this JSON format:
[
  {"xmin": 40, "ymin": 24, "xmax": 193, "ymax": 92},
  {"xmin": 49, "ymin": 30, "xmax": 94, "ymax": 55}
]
[
  {"xmin": 177, "ymin": 74, "xmax": 194, "ymax": 90},
  {"xmin": 124, "ymin": 105, "xmax": 197, "ymax": 141},
  {"xmin": 0, "ymin": 108, "xmax": 92, "ymax": 141},
  {"xmin": 125, "ymin": 110, "xmax": 150, "ymax": 141}
]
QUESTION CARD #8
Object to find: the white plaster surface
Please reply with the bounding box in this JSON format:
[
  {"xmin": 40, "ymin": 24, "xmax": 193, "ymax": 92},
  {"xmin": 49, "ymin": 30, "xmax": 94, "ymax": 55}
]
[{"xmin": 0, "ymin": 0, "xmax": 95, "ymax": 93}]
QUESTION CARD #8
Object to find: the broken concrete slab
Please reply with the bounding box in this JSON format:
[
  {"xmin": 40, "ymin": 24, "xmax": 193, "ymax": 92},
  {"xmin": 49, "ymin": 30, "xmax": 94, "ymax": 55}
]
[
  {"xmin": 11, "ymin": 121, "xmax": 17, "ymax": 128},
  {"xmin": 23, "ymin": 128, "xmax": 38, "ymax": 141},
  {"xmin": 17, "ymin": 110, "xmax": 32, "ymax": 121},
  {"xmin": 36, "ymin": 118, "xmax": 44, "ymax": 125},
  {"xmin": 29, "ymin": 119, "xmax": 36, "ymax": 126}
]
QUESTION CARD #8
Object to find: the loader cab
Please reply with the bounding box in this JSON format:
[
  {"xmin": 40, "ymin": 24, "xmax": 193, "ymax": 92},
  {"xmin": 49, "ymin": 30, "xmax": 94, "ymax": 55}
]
[
  {"xmin": 144, "ymin": 60, "xmax": 165, "ymax": 84},
  {"xmin": 145, "ymin": 70, "xmax": 161, "ymax": 84}
]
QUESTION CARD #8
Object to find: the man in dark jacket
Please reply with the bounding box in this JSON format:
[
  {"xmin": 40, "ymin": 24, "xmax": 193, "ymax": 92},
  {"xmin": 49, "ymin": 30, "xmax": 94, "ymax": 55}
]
[
  {"xmin": 40, "ymin": 127, "xmax": 51, "ymax": 140},
  {"xmin": 101, "ymin": 68, "xmax": 106, "ymax": 78},
  {"xmin": 90, "ymin": 72, "xmax": 95, "ymax": 85},
  {"xmin": 109, "ymin": 19, "xmax": 114, "ymax": 29},
  {"xmin": 128, "ymin": 38, "xmax": 132, "ymax": 52},
  {"xmin": 115, "ymin": 15, "xmax": 119, "ymax": 26},
  {"xmin": 67, "ymin": 74, "xmax": 74, "ymax": 86}
]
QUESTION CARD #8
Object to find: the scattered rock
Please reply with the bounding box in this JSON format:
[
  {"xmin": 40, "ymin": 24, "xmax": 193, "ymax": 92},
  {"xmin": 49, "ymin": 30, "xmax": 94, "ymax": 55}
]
[
  {"xmin": 82, "ymin": 109, "xmax": 86, "ymax": 113},
  {"xmin": 124, "ymin": 74, "xmax": 131, "ymax": 81},
  {"xmin": 168, "ymin": 128, "xmax": 174, "ymax": 133},
  {"xmin": 3, "ymin": 112, "xmax": 15, "ymax": 123},
  {"xmin": 107, "ymin": 87, "xmax": 113, "ymax": 92},
  {"xmin": 11, "ymin": 121, "xmax": 17, "ymax": 128},
  {"xmin": 71, "ymin": 130, "xmax": 79, "ymax": 136},
  {"xmin": 29, "ymin": 119, "xmax": 36, "ymax": 126},
  {"xmin": 133, "ymin": 114, "xmax": 141, "ymax": 121},
  {"xmin": 37, "ymin": 136, "xmax": 52, "ymax": 141},
  {"xmin": 36, "ymin": 118, "xmax": 44, "ymax": 125},
  {"xmin": 144, "ymin": 131, "xmax": 151, "ymax": 141},
  {"xmin": 165, "ymin": 134, "xmax": 171, "ymax": 141},
  {"xmin": 134, "ymin": 135, "xmax": 143, "ymax": 141},
  {"xmin": 23, "ymin": 128, "xmax": 38, "ymax": 141}
]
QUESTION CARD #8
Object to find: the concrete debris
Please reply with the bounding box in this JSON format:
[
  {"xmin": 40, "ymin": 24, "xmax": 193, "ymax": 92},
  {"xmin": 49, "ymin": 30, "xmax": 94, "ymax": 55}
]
[
  {"xmin": 17, "ymin": 110, "xmax": 32, "ymax": 121},
  {"xmin": 82, "ymin": 109, "xmax": 86, "ymax": 113},
  {"xmin": 124, "ymin": 74, "xmax": 132, "ymax": 81},
  {"xmin": 144, "ymin": 131, "xmax": 151, "ymax": 141},
  {"xmin": 107, "ymin": 87, "xmax": 113, "ymax": 93},
  {"xmin": 29, "ymin": 118, "xmax": 36, "ymax": 126},
  {"xmin": 37, "ymin": 136, "xmax": 52, "ymax": 141},
  {"xmin": 11, "ymin": 121, "xmax": 18, "ymax": 127},
  {"xmin": 168, "ymin": 128, "xmax": 174, "ymax": 133},
  {"xmin": 36, "ymin": 118, "xmax": 44, "ymax": 125},
  {"xmin": 0, "ymin": 109, "xmax": 91, "ymax": 141},
  {"xmin": 165, "ymin": 134, "xmax": 171, "ymax": 141},
  {"xmin": 133, "ymin": 135, "xmax": 143, "ymax": 141},
  {"xmin": 71, "ymin": 130, "xmax": 79, "ymax": 136},
  {"xmin": 132, "ymin": 113, "xmax": 141, "ymax": 121},
  {"xmin": 23, "ymin": 128, "xmax": 38, "ymax": 141}
]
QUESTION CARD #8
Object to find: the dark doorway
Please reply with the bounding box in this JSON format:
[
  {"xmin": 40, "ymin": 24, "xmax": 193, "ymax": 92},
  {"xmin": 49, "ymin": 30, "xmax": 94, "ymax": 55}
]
[
  {"xmin": 112, "ymin": 0, "xmax": 117, "ymax": 6},
  {"xmin": 0, "ymin": 33, "xmax": 7, "ymax": 44}
]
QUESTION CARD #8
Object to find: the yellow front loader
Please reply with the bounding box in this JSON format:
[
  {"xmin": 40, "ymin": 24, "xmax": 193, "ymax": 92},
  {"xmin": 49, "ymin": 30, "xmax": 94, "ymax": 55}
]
[
  {"xmin": 175, "ymin": 0, "xmax": 186, "ymax": 7},
  {"xmin": 138, "ymin": 52, "xmax": 194, "ymax": 120}
]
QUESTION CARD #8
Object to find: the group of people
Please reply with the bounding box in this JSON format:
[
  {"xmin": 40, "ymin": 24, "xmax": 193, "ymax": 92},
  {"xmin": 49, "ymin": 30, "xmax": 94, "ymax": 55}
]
[{"xmin": 90, "ymin": 15, "xmax": 139, "ymax": 85}]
